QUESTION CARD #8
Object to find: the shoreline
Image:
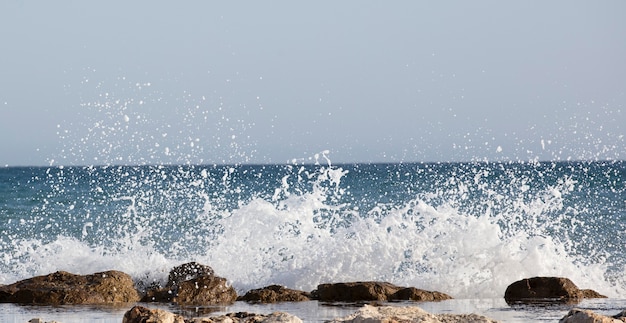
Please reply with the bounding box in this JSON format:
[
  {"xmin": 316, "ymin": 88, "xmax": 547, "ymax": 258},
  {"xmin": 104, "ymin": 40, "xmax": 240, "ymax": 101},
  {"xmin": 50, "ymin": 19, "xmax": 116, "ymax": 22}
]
[
  {"xmin": 0, "ymin": 266, "xmax": 621, "ymax": 322},
  {"xmin": 3, "ymin": 298, "xmax": 626, "ymax": 323}
]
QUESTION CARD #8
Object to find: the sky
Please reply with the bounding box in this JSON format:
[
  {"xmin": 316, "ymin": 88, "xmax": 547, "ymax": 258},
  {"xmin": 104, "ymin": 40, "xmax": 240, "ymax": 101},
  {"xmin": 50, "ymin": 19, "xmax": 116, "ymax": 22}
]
[{"xmin": 1, "ymin": 1, "xmax": 624, "ymax": 166}]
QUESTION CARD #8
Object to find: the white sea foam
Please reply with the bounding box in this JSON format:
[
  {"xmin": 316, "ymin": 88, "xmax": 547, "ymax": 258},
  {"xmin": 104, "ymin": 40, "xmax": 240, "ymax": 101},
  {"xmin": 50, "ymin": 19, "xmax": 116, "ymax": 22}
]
[
  {"xmin": 204, "ymin": 164, "xmax": 619, "ymax": 298},
  {"xmin": 1, "ymin": 163, "xmax": 623, "ymax": 301},
  {"xmin": 201, "ymin": 172, "xmax": 618, "ymax": 298}
]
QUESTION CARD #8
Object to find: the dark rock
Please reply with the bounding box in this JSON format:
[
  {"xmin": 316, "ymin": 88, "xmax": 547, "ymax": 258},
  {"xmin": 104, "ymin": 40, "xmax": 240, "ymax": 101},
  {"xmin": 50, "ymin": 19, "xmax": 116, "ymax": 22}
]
[
  {"xmin": 313, "ymin": 281, "xmax": 452, "ymax": 302},
  {"xmin": 174, "ymin": 274, "xmax": 237, "ymax": 305},
  {"xmin": 390, "ymin": 287, "xmax": 453, "ymax": 302},
  {"xmin": 142, "ymin": 262, "xmax": 237, "ymax": 305},
  {"xmin": 581, "ymin": 289, "xmax": 608, "ymax": 299},
  {"xmin": 167, "ymin": 262, "xmax": 214, "ymax": 288},
  {"xmin": 238, "ymin": 284, "xmax": 311, "ymax": 303},
  {"xmin": 315, "ymin": 281, "xmax": 399, "ymax": 302},
  {"xmin": 0, "ymin": 270, "xmax": 140, "ymax": 305},
  {"xmin": 201, "ymin": 311, "xmax": 303, "ymax": 322},
  {"xmin": 142, "ymin": 287, "xmax": 176, "ymax": 302},
  {"xmin": 504, "ymin": 277, "xmax": 606, "ymax": 304}
]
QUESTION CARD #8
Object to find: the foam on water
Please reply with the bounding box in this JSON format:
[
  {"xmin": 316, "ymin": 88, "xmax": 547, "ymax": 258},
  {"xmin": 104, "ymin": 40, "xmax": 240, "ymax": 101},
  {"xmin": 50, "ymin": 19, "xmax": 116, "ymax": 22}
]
[{"xmin": 1, "ymin": 161, "xmax": 624, "ymax": 300}]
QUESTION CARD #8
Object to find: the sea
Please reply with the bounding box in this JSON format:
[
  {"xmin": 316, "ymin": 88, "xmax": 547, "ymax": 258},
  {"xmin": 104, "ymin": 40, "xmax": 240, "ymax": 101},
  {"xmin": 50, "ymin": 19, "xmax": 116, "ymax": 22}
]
[{"xmin": 1, "ymin": 159, "xmax": 625, "ymax": 322}]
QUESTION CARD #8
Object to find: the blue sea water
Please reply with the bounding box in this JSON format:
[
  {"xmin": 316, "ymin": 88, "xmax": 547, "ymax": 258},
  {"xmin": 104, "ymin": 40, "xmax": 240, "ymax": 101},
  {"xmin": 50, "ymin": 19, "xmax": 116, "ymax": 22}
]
[{"xmin": 1, "ymin": 160, "xmax": 625, "ymax": 322}]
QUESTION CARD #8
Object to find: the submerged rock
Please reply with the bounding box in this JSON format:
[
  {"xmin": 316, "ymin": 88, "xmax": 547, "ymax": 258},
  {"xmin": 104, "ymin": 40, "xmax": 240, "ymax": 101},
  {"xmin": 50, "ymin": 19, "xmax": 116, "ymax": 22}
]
[
  {"xmin": 191, "ymin": 311, "xmax": 303, "ymax": 323},
  {"xmin": 327, "ymin": 304, "xmax": 500, "ymax": 323},
  {"xmin": 390, "ymin": 287, "xmax": 453, "ymax": 302},
  {"xmin": 0, "ymin": 270, "xmax": 140, "ymax": 305},
  {"xmin": 142, "ymin": 262, "xmax": 237, "ymax": 305},
  {"xmin": 313, "ymin": 281, "xmax": 452, "ymax": 302},
  {"xmin": 238, "ymin": 284, "xmax": 311, "ymax": 303},
  {"xmin": 123, "ymin": 306, "xmax": 303, "ymax": 323},
  {"xmin": 559, "ymin": 308, "xmax": 626, "ymax": 323},
  {"xmin": 123, "ymin": 305, "xmax": 185, "ymax": 323},
  {"xmin": 504, "ymin": 277, "xmax": 606, "ymax": 304}
]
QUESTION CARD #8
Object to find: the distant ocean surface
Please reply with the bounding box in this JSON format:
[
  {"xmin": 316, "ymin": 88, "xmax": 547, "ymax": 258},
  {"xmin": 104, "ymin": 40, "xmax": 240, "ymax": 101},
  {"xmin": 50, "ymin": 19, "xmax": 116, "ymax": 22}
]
[{"xmin": 1, "ymin": 160, "xmax": 625, "ymax": 322}]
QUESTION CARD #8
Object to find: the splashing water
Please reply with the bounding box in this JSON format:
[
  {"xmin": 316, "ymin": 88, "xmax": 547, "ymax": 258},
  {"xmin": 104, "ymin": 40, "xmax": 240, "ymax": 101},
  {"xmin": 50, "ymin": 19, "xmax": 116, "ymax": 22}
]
[
  {"xmin": 2, "ymin": 74, "xmax": 625, "ymax": 301},
  {"xmin": 1, "ymin": 160, "xmax": 625, "ymax": 299}
]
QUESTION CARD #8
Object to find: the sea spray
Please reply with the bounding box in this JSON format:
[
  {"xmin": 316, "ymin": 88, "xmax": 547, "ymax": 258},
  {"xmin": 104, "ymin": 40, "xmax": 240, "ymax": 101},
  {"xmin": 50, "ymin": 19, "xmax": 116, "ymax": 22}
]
[{"xmin": 0, "ymin": 161, "xmax": 624, "ymax": 299}]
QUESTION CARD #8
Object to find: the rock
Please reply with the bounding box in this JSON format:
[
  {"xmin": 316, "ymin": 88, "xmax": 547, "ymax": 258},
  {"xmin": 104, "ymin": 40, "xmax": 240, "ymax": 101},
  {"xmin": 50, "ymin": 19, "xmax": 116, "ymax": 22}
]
[
  {"xmin": 0, "ymin": 270, "xmax": 140, "ymax": 305},
  {"xmin": 167, "ymin": 262, "xmax": 215, "ymax": 288},
  {"xmin": 313, "ymin": 281, "xmax": 452, "ymax": 302},
  {"xmin": 28, "ymin": 319, "xmax": 62, "ymax": 323},
  {"xmin": 191, "ymin": 311, "xmax": 303, "ymax": 323},
  {"xmin": 504, "ymin": 277, "xmax": 606, "ymax": 304},
  {"xmin": 390, "ymin": 287, "xmax": 453, "ymax": 302},
  {"xmin": 124, "ymin": 306, "xmax": 303, "ymax": 323},
  {"xmin": 327, "ymin": 304, "xmax": 500, "ymax": 323},
  {"xmin": 615, "ymin": 310, "xmax": 626, "ymax": 320},
  {"xmin": 559, "ymin": 308, "xmax": 626, "ymax": 323},
  {"xmin": 175, "ymin": 274, "xmax": 237, "ymax": 305},
  {"xmin": 581, "ymin": 289, "xmax": 608, "ymax": 298},
  {"xmin": 142, "ymin": 262, "xmax": 237, "ymax": 305},
  {"xmin": 123, "ymin": 305, "xmax": 185, "ymax": 323},
  {"xmin": 238, "ymin": 284, "xmax": 311, "ymax": 303}
]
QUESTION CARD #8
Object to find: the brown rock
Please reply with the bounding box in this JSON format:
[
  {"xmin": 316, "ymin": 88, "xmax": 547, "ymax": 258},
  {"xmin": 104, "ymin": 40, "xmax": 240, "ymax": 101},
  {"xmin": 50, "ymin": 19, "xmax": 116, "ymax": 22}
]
[
  {"xmin": 124, "ymin": 306, "xmax": 303, "ymax": 323},
  {"xmin": 581, "ymin": 289, "xmax": 608, "ymax": 299},
  {"xmin": 0, "ymin": 270, "xmax": 140, "ymax": 305},
  {"xmin": 504, "ymin": 277, "xmax": 608, "ymax": 304},
  {"xmin": 142, "ymin": 287, "xmax": 175, "ymax": 303},
  {"xmin": 390, "ymin": 287, "xmax": 453, "ymax": 302},
  {"xmin": 238, "ymin": 284, "xmax": 311, "ymax": 303},
  {"xmin": 142, "ymin": 262, "xmax": 237, "ymax": 305},
  {"xmin": 191, "ymin": 311, "xmax": 303, "ymax": 323},
  {"xmin": 559, "ymin": 308, "xmax": 626, "ymax": 323},
  {"xmin": 314, "ymin": 281, "xmax": 452, "ymax": 302},
  {"xmin": 123, "ymin": 305, "xmax": 185, "ymax": 323},
  {"xmin": 174, "ymin": 274, "xmax": 237, "ymax": 305},
  {"xmin": 327, "ymin": 304, "xmax": 500, "ymax": 323},
  {"xmin": 315, "ymin": 281, "xmax": 399, "ymax": 302},
  {"xmin": 167, "ymin": 262, "xmax": 215, "ymax": 288}
]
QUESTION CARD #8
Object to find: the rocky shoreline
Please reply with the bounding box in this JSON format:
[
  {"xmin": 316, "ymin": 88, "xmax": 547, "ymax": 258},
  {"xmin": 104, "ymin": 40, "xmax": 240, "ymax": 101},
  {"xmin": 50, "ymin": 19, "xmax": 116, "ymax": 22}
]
[{"xmin": 1, "ymin": 262, "xmax": 622, "ymax": 322}]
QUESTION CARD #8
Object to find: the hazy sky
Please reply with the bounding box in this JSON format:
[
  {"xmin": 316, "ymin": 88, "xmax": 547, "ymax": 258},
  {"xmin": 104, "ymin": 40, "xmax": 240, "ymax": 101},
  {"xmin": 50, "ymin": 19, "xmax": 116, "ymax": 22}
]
[{"xmin": 1, "ymin": 1, "xmax": 624, "ymax": 166}]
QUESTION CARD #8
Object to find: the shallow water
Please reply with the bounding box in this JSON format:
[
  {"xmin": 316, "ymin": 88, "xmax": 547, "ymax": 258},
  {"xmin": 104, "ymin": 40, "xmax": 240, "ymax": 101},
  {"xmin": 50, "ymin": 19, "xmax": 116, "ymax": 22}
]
[{"xmin": 2, "ymin": 298, "xmax": 626, "ymax": 323}]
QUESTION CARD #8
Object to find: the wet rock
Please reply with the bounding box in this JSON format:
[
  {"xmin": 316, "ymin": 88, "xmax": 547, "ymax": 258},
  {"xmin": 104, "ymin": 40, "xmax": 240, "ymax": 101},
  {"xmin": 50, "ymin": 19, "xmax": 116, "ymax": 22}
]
[
  {"xmin": 313, "ymin": 281, "xmax": 452, "ymax": 302},
  {"xmin": 0, "ymin": 270, "xmax": 140, "ymax": 305},
  {"xmin": 504, "ymin": 277, "xmax": 606, "ymax": 304},
  {"xmin": 123, "ymin": 306, "xmax": 303, "ymax": 323},
  {"xmin": 238, "ymin": 284, "xmax": 311, "ymax": 303},
  {"xmin": 167, "ymin": 262, "xmax": 215, "ymax": 288},
  {"xmin": 390, "ymin": 287, "xmax": 453, "ymax": 302},
  {"xmin": 559, "ymin": 308, "xmax": 626, "ymax": 323},
  {"xmin": 190, "ymin": 311, "xmax": 303, "ymax": 323},
  {"xmin": 123, "ymin": 305, "xmax": 185, "ymax": 323},
  {"xmin": 142, "ymin": 262, "xmax": 237, "ymax": 305},
  {"xmin": 327, "ymin": 304, "xmax": 500, "ymax": 323},
  {"xmin": 175, "ymin": 274, "xmax": 237, "ymax": 305},
  {"xmin": 581, "ymin": 289, "xmax": 608, "ymax": 298}
]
